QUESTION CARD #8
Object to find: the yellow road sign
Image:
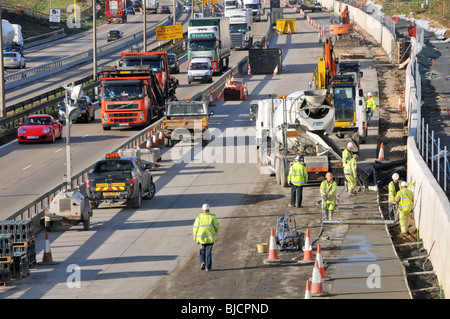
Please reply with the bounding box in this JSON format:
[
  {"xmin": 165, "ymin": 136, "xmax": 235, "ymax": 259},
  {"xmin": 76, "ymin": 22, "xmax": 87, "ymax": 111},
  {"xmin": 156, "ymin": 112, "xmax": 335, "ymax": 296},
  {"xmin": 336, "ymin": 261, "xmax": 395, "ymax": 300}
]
[{"xmin": 156, "ymin": 24, "xmax": 183, "ymax": 41}]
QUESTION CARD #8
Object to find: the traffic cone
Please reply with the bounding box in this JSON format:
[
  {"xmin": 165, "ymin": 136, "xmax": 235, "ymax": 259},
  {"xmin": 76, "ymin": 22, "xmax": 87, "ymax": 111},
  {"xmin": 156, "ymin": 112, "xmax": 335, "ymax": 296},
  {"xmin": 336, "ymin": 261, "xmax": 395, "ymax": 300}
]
[
  {"xmin": 146, "ymin": 132, "xmax": 152, "ymax": 149},
  {"xmin": 248, "ymin": 63, "xmax": 252, "ymax": 76},
  {"xmin": 38, "ymin": 231, "xmax": 59, "ymax": 265},
  {"xmin": 158, "ymin": 129, "xmax": 164, "ymax": 146},
  {"xmin": 152, "ymin": 130, "xmax": 159, "ymax": 147},
  {"xmin": 263, "ymin": 228, "xmax": 282, "ymax": 264},
  {"xmin": 305, "ymin": 279, "xmax": 311, "ymax": 299},
  {"xmin": 316, "ymin": 244, "xmax": 328, "ymax": 281},
  {"xmin": 378, "ymin": 143, "xmax": 385, "ymax": 161},
  {"xmin": 397, "ymin": 94, "xmax": 403, "ymax": 110},
  {"xmin": 209, "ymin": 94, "xmax": 215, "ymax": 106},
  {"xmin": 311, "ymin": 260, "xmax": 328, "ymax": 296},
  {"xmin": 136, "ymin": 141, "xmax": 141, "ymax": 150},
  {"xmin": 273, "ymin": 65, "xmax": 278, "ymax": 75},
  {"xmin": 299, "ymin": 228, "xmax": 314, "ymax": 264}
]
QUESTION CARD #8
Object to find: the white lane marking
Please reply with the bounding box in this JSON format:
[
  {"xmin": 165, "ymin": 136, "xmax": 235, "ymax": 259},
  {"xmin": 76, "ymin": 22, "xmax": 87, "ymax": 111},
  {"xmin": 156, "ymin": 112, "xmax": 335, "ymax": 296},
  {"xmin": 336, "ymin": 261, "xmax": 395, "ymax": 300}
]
[
  {"xmin": 82, "ymin": 134, "xmax": 89, "ymax": 139},
  {"xmin": 54, "ymin": 148, "xmax": 63, "ymax": 153},
  {"xmin": 22, "ymin": 165, "xmax": 32, "ymax": 171}
]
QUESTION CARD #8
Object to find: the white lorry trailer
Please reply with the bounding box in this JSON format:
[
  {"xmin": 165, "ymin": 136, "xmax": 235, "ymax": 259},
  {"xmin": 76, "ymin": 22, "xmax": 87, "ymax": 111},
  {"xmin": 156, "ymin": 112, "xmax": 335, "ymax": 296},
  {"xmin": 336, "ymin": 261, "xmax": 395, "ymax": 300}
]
[
  {"xmin": 2, "ymin": 20, "xmax": 23, "ymax": 55},
  {"xmin": 242, "ymin": 0, "xmax": 262, "ymax": 22}
]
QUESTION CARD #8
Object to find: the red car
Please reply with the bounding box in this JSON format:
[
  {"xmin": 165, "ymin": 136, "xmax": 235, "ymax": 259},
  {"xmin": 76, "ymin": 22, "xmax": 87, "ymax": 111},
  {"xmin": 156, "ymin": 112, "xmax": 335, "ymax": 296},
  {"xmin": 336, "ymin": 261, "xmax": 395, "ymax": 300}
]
[{"xmin": 17, "ymin": 114, "xmax": 63, "ymax": 144}]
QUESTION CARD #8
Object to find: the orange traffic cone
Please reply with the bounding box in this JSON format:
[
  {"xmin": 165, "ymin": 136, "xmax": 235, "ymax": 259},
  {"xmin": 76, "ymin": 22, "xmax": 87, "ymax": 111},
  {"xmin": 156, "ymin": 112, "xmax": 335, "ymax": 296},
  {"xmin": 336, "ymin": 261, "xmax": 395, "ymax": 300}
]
[
  {"xmin": 152, "ymin": 131, "xmax": 158, "ymax": 147},
  {"xmin": 158, "ymin": 130, "xmax": 164, "ymax": 146},
  {"xmin": 316, "ymin": 244, "xmax": 328, "ymax": 281},
  {"xmin": 146, "ymin": 132, "xmax": 152, "ymax": 149},
  {"xmin": 209, "ymin": 94, "xmax": 215, "ymax": 106},
  {"xmin": 299, "ymin": 228, "xmax": 314, "ymax": 264},
  {"xmin": 273, "ymin": 65, "xmax": 278, "ymax": 75},
  {"xmin": 311, "ymin": 260, "xmax": 329, "ymax": 297},
  {"xmin": 305, "ymin": 279, "xmax": 312, "ymax": 299},
  {"xmin": 136, "ymin": 141, "xmax": 141, "ymax": 150},
  {"xmin": 263, "ymin": 228, "xmax": 282, "ymax": 264},
  {"xmin": 38, "ymin": 231, "xmax": 59, "ymax": 265},
  {"xmin": 378, "ymin": 143, "xmax": 385, "ymax": 161},
  {"xmin": 397, "ymin": 95, "xmax": 403, "ymax": 110},
  {"xmin": 248, "ymin": 63, "xmax": 252, "ymax": 76}
]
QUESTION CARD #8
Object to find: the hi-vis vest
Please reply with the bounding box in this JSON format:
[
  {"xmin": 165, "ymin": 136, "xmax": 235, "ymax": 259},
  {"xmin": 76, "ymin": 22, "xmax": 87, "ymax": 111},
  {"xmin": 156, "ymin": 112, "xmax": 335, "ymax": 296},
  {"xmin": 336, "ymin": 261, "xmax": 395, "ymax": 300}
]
[
  {"xmin": 288, "ymin": 162, "xmax": 308, "ymax": 186},
  {"xmin": 193, "ymin": 212, "xmax": 220, "ymax": 244},
  {"xmin": 320, "ymin": 180, "xmax": 337, "ymax": 201},
  {"xmin": 365, "ymin": 97, "xmax": 377, "ymax": 112},
  {"xmin": 388, "ymin": 180, "xmax": 402, "ymax": 204},
  {"xmin": 342, "ymin": 149, "xmax": 353, "ymax": 167},
  {"xmin": 395, "ymin": 189, "xmax": 414, "ymax": 211},
  {"xmin": 343, "ymin": 158, "xmax": 357, "ymax": 177}
]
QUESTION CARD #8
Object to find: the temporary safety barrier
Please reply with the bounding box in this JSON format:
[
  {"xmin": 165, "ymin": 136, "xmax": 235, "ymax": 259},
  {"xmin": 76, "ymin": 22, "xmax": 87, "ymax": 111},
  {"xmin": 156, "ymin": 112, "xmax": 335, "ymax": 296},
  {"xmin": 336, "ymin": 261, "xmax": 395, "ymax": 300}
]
[
  {"xmin": 248, "ymin": 48, "xmax": 283, "ymax": 75},
  {"xmin": 276, "ymin": 19, "xmax": 297, "ymax": 34}
]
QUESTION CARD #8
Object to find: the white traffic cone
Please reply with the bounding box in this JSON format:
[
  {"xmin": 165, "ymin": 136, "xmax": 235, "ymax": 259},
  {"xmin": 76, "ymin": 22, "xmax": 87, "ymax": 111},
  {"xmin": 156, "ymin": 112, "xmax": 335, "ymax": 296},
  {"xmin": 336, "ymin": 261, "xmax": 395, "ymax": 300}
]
[
  {"xmin": 38, "ymin": 231, "xmax": 59, "ymax": 265},
  {"xmin": 263, "ymin": 228, "xmax": 282, "ymax": 264}
]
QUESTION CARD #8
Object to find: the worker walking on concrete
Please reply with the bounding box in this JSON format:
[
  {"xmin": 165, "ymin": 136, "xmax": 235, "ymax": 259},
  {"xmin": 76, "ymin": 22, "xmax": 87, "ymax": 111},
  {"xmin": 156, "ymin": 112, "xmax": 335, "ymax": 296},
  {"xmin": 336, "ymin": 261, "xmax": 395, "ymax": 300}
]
[
  {"xmin": 193, "ymin": 203, "xmax": 220, "ymax": 271},
  {"xmin": 388, "ymin": 173, "xmax": 415, "ymax": 221},
  {"xmin": 344, "ymin": 154, "xmax": 359, "ymax": 195},
  {"xmin": 320, "ymin": 172, "xmax": 337, "ymax": 220},
  {"xmin": 395, "ymin": 182, "xmax": 414, "ymax": 236},
  {"xmin": 365, "ymin": 92, "xmax": 377, "ymax": 124},
  {"xmin": 288, "ymin": 155, "xmax": 308, "ymax": 208},
  {"xmin": 342, "ymin": 142, "xmax": 354, "ymax": 167}
]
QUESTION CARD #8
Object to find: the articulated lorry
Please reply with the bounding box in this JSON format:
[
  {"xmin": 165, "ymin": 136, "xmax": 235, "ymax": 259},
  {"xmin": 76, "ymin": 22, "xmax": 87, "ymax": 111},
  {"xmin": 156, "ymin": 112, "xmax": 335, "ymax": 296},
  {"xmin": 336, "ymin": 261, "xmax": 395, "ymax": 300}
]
[
  {"xmin": 243, "ymin": 0, "xmax": 262, "ymax": 22},
  {"xmin": 98, "ymin": 65, "xmax": 165, "ymax": 130},
  {"xmin": 253, "ymin": 90, "xmax": 368, "ymax": 187},
  {"xmin": 188, "ymin": 17, "xmax": 231, "ymax": 75},
  {"xmin": 2, "ymin": 20, "xmax": 24, "ymax": 54},
  {"xmin": 118, "ymin": 52, "xmax": 178, "ymax": 101},
  {"xmin": 105, "ymin": 0, "xmax": 127, "ymax": 23},
  {"xmin": 145, "ymin": 0, "xmax": 159, "ymax": 13},
  {"xmin": 225, "ymin": 9, "xmax": 253, "ymax": 49}
]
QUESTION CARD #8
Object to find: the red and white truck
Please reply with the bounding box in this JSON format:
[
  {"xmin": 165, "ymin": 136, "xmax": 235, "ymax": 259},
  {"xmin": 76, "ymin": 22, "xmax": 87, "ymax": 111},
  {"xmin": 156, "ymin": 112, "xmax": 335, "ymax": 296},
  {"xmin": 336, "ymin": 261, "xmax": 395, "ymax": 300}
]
[
  {"xmin": 105, "ymin": 0, "xmax": 127, "ymax": 24},
  {"xmin": 98, "ymin": 65, "xmax": 165, "ymax": 130}
]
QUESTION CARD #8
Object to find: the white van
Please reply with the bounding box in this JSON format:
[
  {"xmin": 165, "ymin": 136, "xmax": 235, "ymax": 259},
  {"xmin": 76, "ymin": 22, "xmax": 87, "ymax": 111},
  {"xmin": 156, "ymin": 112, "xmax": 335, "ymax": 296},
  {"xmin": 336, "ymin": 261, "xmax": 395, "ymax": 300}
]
[{"xmin": 188, "ymin": 58, "xmax": 213, "ymax": 84}]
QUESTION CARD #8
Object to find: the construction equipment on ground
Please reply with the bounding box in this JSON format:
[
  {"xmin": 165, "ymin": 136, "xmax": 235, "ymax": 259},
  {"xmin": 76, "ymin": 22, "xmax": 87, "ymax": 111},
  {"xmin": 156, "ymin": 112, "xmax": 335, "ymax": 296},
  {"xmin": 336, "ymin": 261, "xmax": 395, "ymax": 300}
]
[
  {"xmin": 275, "ymin": 211, "xmax": 305, "ymax": 251},
  {"xmin": 253, "ymin": 89, "xmax": 368, "ymax": 187},
  {"xmin": 312, "ymin": 39, "xmax": 367, "ymax": 148},
  {"xmin": 248, "ymin": 48, "xmax": 283, "ymax": 75},
  {"xmin": 312, "ymin": 37, "xmax": 337, "ymax": 90},
  {"xmin": 223, "ymin": 75, "xmax": 248, "ymax": 101},
  {"xmin": 329, "ymin": 5, "xmax": 361, "ymax": 47},
  {"xmin": 276, "ymin": 19, "xmax": 297, "ymax": 34},
  {"xmin": 163, "ymin": 100, "xmax": 212, "ymax": 147}
]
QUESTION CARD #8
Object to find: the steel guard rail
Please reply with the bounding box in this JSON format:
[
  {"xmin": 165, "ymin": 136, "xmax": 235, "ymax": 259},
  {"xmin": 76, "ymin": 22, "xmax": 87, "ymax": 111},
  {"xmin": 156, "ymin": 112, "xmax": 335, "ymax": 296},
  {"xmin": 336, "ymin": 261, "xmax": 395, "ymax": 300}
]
[{"xmin": 6, "ymin": 9, "xmax": 273, "ymax": 228}]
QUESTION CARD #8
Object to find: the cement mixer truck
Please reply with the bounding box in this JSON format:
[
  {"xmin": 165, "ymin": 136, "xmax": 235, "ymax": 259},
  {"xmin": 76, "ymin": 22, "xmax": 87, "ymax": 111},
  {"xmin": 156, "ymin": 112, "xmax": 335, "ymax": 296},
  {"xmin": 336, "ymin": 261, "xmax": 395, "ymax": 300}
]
[
  {"xmin": 2, "ymin": 20, "xmax": 24, "ymax": 55},
  {"xmin": 253, "ymin": 90, "xmax": 368, "ymax": 188}
]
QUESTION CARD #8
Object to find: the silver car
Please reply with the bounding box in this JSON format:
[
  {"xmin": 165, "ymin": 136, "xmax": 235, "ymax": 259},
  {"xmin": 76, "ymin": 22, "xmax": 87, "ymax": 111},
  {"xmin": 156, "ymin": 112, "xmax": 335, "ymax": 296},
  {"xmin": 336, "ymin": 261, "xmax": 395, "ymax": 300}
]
[{"xmin": 3, "ymin": 51, "xmax": 26, "ymax": 69}]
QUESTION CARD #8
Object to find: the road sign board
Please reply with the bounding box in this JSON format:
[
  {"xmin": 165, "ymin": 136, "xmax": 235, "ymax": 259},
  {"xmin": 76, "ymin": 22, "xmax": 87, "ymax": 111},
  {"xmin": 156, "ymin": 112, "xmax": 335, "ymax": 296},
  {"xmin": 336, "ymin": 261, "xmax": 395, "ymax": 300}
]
[
  {"xmin": 156, "ymin": 24, "xmax": 183, "ymax": 41},
  {"xmin": 49, "ymin": 9, "xmax": 61, "ymax": 23}
]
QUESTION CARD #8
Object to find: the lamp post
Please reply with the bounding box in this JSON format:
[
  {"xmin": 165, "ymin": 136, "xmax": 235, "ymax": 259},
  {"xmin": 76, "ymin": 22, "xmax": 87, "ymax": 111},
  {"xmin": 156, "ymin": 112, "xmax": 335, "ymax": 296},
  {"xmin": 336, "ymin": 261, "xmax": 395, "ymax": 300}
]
[
  {"xmin": 63, "ymin": 84, "xmax": 83, "ymax": 189},
  {"xmin": 0, "ymin": 4, "xmax": 6, "ymax": 118},
  {"xmin": 93, "ymin": 0, "xmax": 98, "ymax": 81}
]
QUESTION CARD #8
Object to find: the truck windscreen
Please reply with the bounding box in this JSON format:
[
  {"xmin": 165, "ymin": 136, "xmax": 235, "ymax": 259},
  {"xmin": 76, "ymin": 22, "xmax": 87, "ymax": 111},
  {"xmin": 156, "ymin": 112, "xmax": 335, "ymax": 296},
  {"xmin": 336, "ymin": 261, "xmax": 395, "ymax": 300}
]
[
  {"xmin": 230, "ymin": 24, "xmax": 248, "ymax": 32},
  {"xmin": 188, "ymin": 39, "xmax": 217, "ymax": 51},
  {"xmin": 123, "ymin": 58, "xmax": 162, "ymax": 73},
  {"xmin": 102, "ymin": 82, "xmax": 144, "ymax": 101},
  {"xmin": 333, "ymin": 87, "xmax": 354, "ymax": 121}
]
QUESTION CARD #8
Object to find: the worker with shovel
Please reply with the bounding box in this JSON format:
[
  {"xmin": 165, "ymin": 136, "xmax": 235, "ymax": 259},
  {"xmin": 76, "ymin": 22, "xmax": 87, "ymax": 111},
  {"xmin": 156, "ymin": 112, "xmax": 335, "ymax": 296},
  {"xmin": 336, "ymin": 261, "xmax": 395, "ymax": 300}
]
[
  {"xmin": 395, "ymin": 182, "xmax": 414, "ymax": 236},
  {"xmin": 320, "ymin": 172, "xmax": 337, "ymax": 220}
]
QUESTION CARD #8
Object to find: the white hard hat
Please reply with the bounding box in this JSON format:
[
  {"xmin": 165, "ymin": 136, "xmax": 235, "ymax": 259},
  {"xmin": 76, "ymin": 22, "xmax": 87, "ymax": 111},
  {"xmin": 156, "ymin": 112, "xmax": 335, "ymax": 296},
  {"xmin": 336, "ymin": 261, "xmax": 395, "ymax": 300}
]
[
  {"xmin": 295, "ymin": 155, "xmax": 301, "ymax": 161},
  {"xmin": 392, "ymin": 173, "xmax": 399, "ymax": 180},
  {"xmin": 401, "ymin": 182, "xmax": 408, "ymax": 187},
  {"xmin": 347, "ymin": 142, "xmax": 354, "ymax": 148},
  {"xmin": 367, "ymin": 92, "xmax": 373, "ymax": 96},
  {"xmin": 202, "ymin": 203, "xmax": 210, "ymax": 211}
]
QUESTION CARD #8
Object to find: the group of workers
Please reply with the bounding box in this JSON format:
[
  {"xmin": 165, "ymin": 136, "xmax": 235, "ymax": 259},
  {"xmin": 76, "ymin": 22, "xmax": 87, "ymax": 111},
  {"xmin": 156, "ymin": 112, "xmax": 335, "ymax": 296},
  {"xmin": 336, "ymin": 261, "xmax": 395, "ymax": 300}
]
[{"xmin": 190, "ymin": 92, "xmax": 411, "ymax": 271}]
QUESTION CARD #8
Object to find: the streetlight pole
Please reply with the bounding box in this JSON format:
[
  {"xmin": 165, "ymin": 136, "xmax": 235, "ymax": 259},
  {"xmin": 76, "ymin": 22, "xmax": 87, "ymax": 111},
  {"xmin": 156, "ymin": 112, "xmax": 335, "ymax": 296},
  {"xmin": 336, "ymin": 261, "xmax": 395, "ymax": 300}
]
[
  {"xmin": 143, "ymin": 2, "xmax": 147, "ymax": 51},
  {"xmin": 93, "ymin": 0, "xmax": 98, "ymax": 81},
  {"xmin": 0, "ymin": 4, "xmax": 6, "ymax": 118}
]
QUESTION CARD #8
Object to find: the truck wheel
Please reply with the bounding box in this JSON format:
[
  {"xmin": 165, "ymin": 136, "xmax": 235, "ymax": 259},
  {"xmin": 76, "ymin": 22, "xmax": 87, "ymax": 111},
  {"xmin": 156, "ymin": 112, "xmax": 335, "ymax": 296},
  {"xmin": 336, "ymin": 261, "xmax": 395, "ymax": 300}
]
[
  {"xmin": 144, "ymin": 182, "xmax": 156, "ymax": 200},
  {"xmin": 131, "ymin": 188, "xmax": 142, "ymax": 208}
]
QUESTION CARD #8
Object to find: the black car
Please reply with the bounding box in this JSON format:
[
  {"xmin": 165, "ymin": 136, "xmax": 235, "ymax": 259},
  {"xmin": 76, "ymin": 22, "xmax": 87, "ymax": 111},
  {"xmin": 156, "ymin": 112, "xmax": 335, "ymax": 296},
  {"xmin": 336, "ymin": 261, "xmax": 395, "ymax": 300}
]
[
  {"xmin": 107, "ymin": 29, "xmax": 124, "ymax": 42},
  {"xmin": 133, "ymin": 0, "xmax": 142, "ymax": 11},
  {"xmin": 58, "ymin": 96, "xmax": 95, "ymax": 123},
  {"xmin": 159, "ymin": 5, "xmax": 171, "ymax": 13},
  {"xmin": 167, "ymin": 53, "xmax": 179, "ymax": 74}
]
